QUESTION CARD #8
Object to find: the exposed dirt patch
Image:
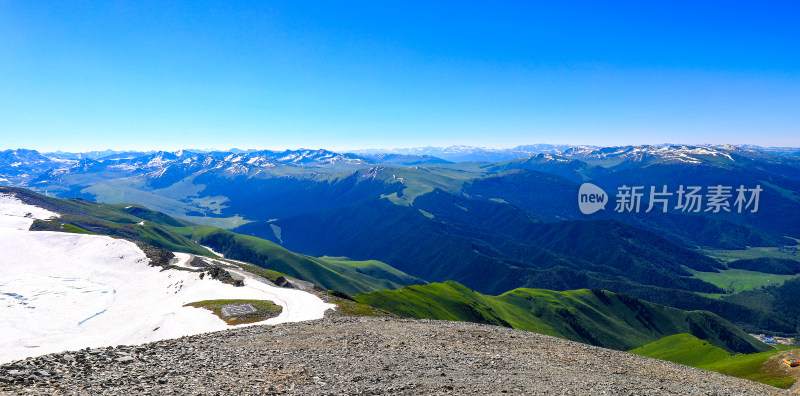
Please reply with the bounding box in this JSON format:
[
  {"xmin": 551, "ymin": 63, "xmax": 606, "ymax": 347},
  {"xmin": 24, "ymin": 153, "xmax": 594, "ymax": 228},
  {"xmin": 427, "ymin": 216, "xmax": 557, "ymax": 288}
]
[{"xmin": 770, "ymin": 349, "xmax": 800, "ymax": 393}]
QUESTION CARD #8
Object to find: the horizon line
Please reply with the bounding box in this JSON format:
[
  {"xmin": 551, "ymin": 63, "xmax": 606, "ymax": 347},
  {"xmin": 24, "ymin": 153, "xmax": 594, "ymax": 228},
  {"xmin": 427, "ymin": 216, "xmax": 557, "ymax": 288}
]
[{"xmin": 3, "ymin": 142, "xmax": 800, "ymax": 155}]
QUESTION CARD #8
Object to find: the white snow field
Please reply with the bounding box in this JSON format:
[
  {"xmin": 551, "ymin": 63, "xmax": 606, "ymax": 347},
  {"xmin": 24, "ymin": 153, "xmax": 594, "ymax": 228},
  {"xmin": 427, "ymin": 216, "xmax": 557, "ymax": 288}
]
[{"xmin": 0, "ymin": 193, "xmax": 334, "ymax": 363}]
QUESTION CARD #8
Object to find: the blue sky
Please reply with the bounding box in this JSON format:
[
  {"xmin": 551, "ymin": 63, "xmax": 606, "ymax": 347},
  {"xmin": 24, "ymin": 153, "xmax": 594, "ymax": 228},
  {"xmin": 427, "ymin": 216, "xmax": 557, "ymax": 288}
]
[{"xmin": 1, "ymin": 1, "xmax": 798, "ymax": 151}]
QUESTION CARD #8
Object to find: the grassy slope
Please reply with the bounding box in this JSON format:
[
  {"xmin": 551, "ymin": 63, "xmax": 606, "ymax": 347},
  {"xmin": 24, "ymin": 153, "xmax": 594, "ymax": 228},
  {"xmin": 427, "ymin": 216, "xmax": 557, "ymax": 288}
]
[
  {"xmin": 691, "ymin": 268, "xmax": 799, "ymax": 294},
  {"xmin": 631, "ymin": 334, "xmax": 797, "ymax": 389},
  {"xmin": 32, "ymin": 215, "xmax": 212, "ymax": 255},
  {"xmin": 700, "ymin": 240, "xmax": 800, "ymax": 263},
  {"xmin": 373, "ymin": 166, "xmax": 479, "ymax": 205},
  {"xmin": 3, "ymin": 186, "xmax": 211, "ymax": 255},
  {"xmin": 629, "ymin": 333, "xmax": 731, "ymax": 366},
  {"xmin": 699, "ymin": 349, "xmax": 796, "ymax": 389},
  {"xmin": 317, "ymin": 256, "xmax": 422, "ymax": 287},
  {"xmin": 694, "ymin": 241, "xmax": 800, "ymax": 295},
  {"xmin": 354, "ymin": 281, "xmax": 770, "ymax": 354},
  {"xmin": 187, "ymin": 227, "xmax": 424, "ymax": 295}
]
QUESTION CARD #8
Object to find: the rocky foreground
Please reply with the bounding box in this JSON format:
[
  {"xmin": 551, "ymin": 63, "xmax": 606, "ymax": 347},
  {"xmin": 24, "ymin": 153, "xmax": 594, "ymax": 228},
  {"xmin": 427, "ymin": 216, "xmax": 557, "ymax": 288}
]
[{"xmin": 0, "ymin": 317, "xmax": 787, "ymax": 395}]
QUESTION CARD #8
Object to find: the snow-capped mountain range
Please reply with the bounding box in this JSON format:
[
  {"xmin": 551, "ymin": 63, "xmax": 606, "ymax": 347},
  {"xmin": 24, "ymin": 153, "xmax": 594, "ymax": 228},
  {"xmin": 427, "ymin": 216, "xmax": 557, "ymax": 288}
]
[
  {"xmin": 0, "ymin": 144, "xmax": 798, "ymax": 187},
  {"xmin": 354, "ymin": 143, "xmax": 800, "ymax": 163},
  {"xmin": 0, "ymin": 149, "xmax": 371, "ymax": 186}
]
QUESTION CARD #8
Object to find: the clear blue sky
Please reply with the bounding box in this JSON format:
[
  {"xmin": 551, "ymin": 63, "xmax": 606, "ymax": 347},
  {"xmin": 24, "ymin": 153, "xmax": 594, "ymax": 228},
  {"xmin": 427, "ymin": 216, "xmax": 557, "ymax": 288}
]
[{"xmin": 1, "ymin": 1, "xmax": 798, "ymax": 152}]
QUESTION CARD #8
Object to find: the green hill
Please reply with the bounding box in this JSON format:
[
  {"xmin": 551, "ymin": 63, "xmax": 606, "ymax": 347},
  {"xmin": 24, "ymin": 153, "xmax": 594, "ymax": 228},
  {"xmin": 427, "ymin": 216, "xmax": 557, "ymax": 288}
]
[
  {"xmin": 354, "ymin": 281, "xmax": 770, "ymax": 354},
  {"xmin": 187, "ymin": 227, "xmax": 424, "ymax": 295},
  {"xmin": 629, "ymin": 333, "xmax": 731, "ymax": 366},
  {"xmin": 317, "ymin": 256, "xmax": 423, "ymax": 287},
  {"xmin": 698, "ymin": 349, "xmax": 796, "ymax": 389},
  {"xmin": 631, "ymin": 334, "xmax": 797, "ymax": 389}
]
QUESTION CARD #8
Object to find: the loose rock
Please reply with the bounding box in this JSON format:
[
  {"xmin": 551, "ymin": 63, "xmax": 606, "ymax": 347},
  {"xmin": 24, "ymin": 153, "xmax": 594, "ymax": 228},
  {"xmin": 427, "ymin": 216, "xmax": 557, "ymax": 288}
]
[{"xmin": 0, "ymin": 317, "xmax": 787, "ymax": 395}]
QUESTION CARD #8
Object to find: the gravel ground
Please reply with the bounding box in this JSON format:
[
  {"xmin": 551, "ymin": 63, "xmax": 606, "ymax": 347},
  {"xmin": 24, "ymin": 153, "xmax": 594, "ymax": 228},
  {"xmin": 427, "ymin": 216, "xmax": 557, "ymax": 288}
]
[{"xmin": 0, "ymin": 316, "xmax": 788, "ymax": 395}]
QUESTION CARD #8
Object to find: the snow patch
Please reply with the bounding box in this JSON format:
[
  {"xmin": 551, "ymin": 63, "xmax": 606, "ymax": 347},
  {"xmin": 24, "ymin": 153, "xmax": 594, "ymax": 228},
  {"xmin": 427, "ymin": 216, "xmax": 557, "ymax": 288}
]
[
  {"xmin": 201, "ymin": 245, "xmax": 224, "ymax": 258},
  {"xmin": 0, "ymin": 193, "xmax": 58, "ymax": 230},
  {"xmin": 170, "ymin": 252, "xmax": 194, "ymax": 268},
  {"xmin": 0, "ymin": 196, "xmax": 334, "ymax": 363}
]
